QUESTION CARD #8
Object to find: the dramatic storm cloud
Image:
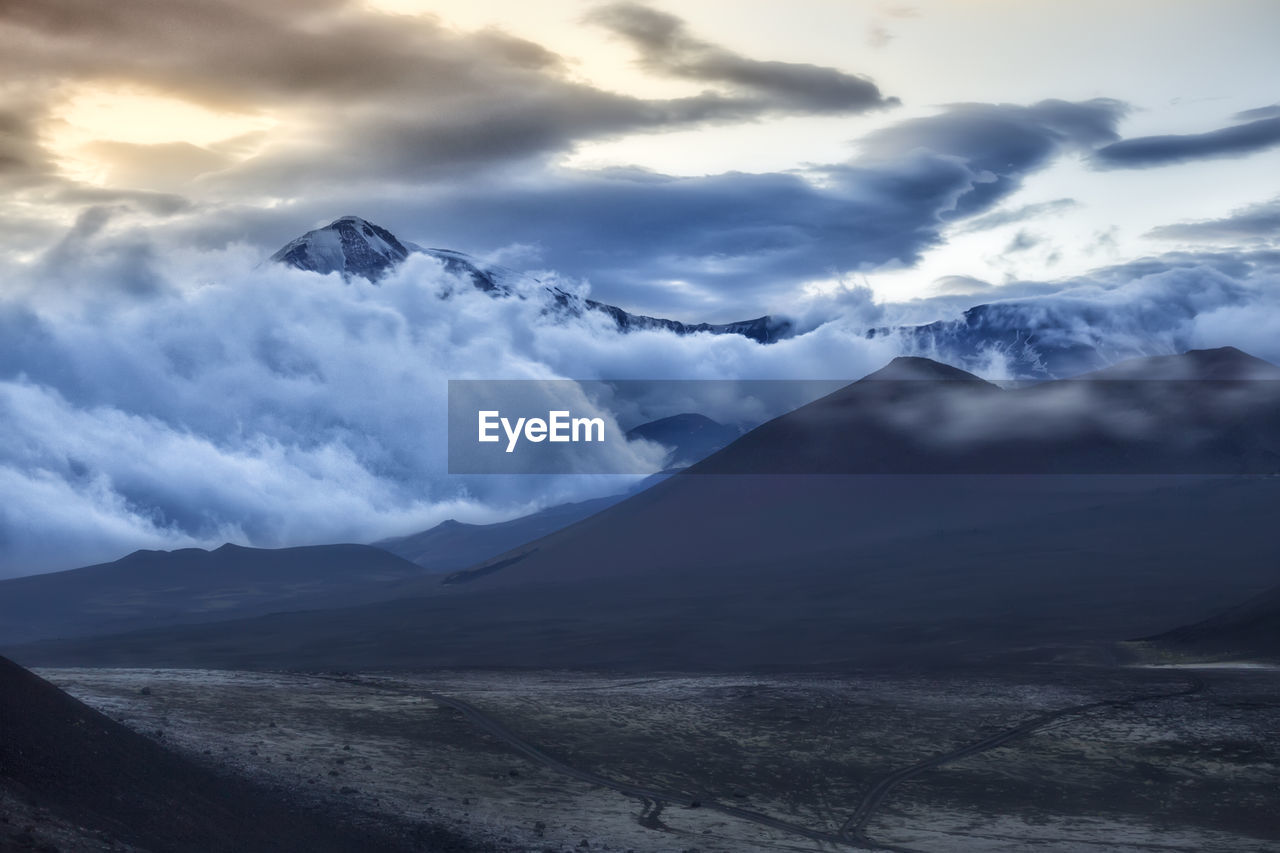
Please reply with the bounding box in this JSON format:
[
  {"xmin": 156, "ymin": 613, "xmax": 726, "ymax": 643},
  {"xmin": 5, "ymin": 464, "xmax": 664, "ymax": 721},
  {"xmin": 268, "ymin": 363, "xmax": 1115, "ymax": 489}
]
[
  {"xmin": 295, "ymin": 99, "xmax": 1125, "ymax": 314},
  {"xmin": 0, "ymin": 0, "xmax": 895, "ymax": 197}
]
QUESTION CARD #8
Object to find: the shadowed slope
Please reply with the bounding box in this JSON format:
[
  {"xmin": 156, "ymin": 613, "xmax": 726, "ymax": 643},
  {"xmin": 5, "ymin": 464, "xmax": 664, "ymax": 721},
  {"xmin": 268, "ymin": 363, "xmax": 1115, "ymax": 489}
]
[
  {"xmin": 0, "ymin": 543, "xmax": 426, "ymax": 645},
  {"xmin": 0, "ymin": 655, "xmax": 415, "ymax": 852}
]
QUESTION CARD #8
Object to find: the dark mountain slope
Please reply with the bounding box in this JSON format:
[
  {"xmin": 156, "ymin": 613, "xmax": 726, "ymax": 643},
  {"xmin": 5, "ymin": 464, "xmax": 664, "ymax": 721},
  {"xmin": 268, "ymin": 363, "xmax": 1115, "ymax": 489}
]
[
  {"xmin": 624, "ymin": 412, "xmax": 740, "ymax": 468},
  {"xmin": 12, "ymin": 475, "xmax": 1280, "ymax": 671},
  {"xmin": 376, "ymin": 495, "xmax": 624, "ymax": 570},
  {"xmin": 689, "ymin": 349, "xmax": 1280, "ymax": 475},
  {"xmin": 15, "ymin": 350, "xmax": 1280, "ymax": 671},
  {"xmin": 0, "ymin": 543, "xmax": 425, "ymax": 645},
  {"xmin": 1141, "ymin": 584, "xmax": 1280, "ymax": 662},
  {"xmin": 1080, "ymin": 345, "xmax": 1280, "ymax": 380},
  {"xmin": 0, "ymin": 655, "xmax": 413, "ymax": 852}
]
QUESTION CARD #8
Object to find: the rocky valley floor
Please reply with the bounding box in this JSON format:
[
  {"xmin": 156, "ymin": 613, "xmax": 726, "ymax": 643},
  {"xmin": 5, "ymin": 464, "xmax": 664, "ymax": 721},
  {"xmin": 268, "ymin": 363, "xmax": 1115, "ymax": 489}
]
[{"xmin": 34, "ymin": 665, "xmax": 1280, "ymax": 853}]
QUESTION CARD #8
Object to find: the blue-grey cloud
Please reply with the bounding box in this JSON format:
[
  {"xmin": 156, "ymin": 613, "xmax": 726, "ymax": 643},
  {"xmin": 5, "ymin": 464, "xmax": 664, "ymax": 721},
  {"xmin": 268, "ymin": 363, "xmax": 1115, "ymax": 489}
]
[
  {"xmin": 306, "ymin": 99, "xmax": 1123, "ymax": 315},
  {"xmin": 1233, "ymin": 104, "xmax": 1280, "ymax": 121},
  {"xmin": 0, "ymin": 227, "xmax": 910, "ymax": 575},
  {"xmin": 1149, "ymin": 196, "xmax": 1280, "ymax": 243},
  {"xmin": 585, "ymin": 2, "xmax": 896, "ymax": 113},
  {"xmin": 960, "ymin": 198, "xmax": 1078, "ymax": 233},
  {"xmin": 1094, "ymin": 114, "xmax": 1280, "ymax": 169},
  {"xmin": 63, "ymin": 99, "xmax": 1124, "ymax": 320},
  {"xmin": 1004, "ymin": 230, "xmax": 1040, "ymax": 253},
  {"xmin": 881, "ymin": 250, "xmax": 1280, "ymax": 379}
]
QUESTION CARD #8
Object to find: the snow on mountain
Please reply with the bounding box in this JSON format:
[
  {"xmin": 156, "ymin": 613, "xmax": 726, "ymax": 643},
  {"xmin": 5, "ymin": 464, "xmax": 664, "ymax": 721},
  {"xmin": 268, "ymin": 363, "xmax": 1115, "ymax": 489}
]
[
  {"xmin": 269, "ymin": 216, "xmax": 792, "ymax": 344},
  {"xmin": 270, "ymin": 216, "xmax": 411, "ymax": 280}
]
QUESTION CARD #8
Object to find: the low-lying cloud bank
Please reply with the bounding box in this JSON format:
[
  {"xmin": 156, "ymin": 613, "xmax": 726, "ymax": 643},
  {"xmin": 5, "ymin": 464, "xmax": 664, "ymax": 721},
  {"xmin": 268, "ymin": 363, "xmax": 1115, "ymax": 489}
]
[{"xmin": 1, "ymin": 224, "xmax": 1278, "ymax": 576}]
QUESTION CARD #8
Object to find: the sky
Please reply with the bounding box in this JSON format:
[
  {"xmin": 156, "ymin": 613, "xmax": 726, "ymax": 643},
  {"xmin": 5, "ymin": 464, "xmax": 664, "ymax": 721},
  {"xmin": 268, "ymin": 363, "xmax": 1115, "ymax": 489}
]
[
  {"xmin": 1, "ymin": 0, "xmax": 1280, "ymax": 574},
  {"xmin": 2, "ymin": 0, "xmax": 1277, "ymax": 315}
]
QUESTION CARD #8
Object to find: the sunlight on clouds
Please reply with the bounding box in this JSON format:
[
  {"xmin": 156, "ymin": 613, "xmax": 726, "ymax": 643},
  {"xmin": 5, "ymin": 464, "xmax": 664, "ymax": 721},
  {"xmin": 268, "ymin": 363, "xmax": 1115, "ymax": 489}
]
[
  {"xmin": 55, "ymin": 87, "xmax": 276, "ymax": 147},
  {"xmin": 360, "ymin": 0, "xmax": 706, "ymax": 99},
  {"xmin": 46, "ymin": 87, "xmax": 278, "ymax": 187}
]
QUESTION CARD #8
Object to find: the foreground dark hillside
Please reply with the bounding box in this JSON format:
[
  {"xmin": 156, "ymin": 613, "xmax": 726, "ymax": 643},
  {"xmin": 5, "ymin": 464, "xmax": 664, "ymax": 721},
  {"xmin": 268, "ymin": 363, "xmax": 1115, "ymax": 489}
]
[{"xmin": 0, "ymin": 655, "xmax": 441, "ymax": 852}]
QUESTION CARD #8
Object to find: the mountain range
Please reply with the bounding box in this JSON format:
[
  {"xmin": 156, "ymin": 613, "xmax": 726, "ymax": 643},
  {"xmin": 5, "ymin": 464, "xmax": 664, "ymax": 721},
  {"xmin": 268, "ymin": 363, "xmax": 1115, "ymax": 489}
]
[
  {"xmin": 9, "ymin": 348, "xmax": 1280, "ymax": 670},
  {"xmin": 271, "ymin": 217, "xmax": 1229, "ymax": 378},
  {"xmin": 271, "ymin": 216, "xmax": 792, "ymax": 344},
  {"xmin": 0, "ymin": 543, "xmax": 426, "ymax": 645},
  {"xmin": 0, "ymin": 418, "xmax": 710, "ymax": 646},
  {"xmin": 623, "ymin": 413, "xmax": 741, "ymax": 468}
]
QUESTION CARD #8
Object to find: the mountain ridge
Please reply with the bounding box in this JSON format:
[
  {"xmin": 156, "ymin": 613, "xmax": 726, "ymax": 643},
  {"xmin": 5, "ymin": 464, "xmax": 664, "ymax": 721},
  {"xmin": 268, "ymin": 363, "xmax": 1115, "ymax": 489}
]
[
  {"xmin": 271, "ymin": 216, "xmax": 792, "ymax": 344},
  {"xmin": 15, "ymin": 349, "xmax": 1280, "ymax": 671}
]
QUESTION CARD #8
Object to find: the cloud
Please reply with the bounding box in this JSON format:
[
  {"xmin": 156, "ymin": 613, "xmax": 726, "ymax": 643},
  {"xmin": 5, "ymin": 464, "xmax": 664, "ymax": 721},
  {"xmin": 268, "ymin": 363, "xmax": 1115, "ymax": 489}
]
[
  {"xmin": 960, "ymin": 198, "xmax": 1078, "ymax": 233},
  {"xmin": 1149, "ymin": 196, "xmax": 1280, "ymax": 243},
  {"xmin": 0, "ymin": 223, "xmax": 916, "ymax": 575},
  {"xmin": 82, "ymin": 141, "xmax": 233, "ymax": 191},
  {"xmin": 5, "ymin": 209, "xmax": 1280, "ymax": 575},
  {"xmin": 10, "ymin": 96, "xmax": 1122, "ymax": 320},
  {"xmin": 1004, "ymin": 230, "xmax": 1040, "ymax": 253},
  {"xmin": 211, "ymin": 99, "xmax": 1119, "ymax": 318},
  {"xmin": 883, "ymin": 250, "xmax": 1280, "ymax": 379},
  {"xmin": 0, "ymin": 0, "xmax": 897, "ymax": 199},
  {"xmin": 0, "ymin": 102, "xmax": 57, "ymax": 187},
  {"xmin": 0, "ymin": 1, "xmax": 1133, "ymax": 317},
  {"xmin": 1094, "ymin": 114, "xmax": 1280, "ymax": 169},
  {"xmin": 475, "ymin": 101, "xmax": 1120, "ymax": 307},
  {"xmin": 585, "ymin": 2, "xmax": 897, "ymax": 113},
  {"xmin": 1233, "ymin": 104, "xmax": 1280, "ymax": 121},
  {"xmin": 867, "ymin": 5, "xmax": 916, "ymax": 50},
  {"xmin": 931, "ymin": 275, "xmax": 994, "ymax": 295}
]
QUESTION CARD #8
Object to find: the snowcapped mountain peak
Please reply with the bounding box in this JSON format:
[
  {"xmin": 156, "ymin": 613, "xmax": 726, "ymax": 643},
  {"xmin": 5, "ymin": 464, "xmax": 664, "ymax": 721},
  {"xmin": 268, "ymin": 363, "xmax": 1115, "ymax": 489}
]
[
  {"xmin": 268, "ymin": 216, "xmax": 793, "ymax": 344},
  {"xmin": 269, "ymin": 215, "xmax": 513, "ymax": 291},
  {"xmin": 270, "ymin": 215, "xmax": 411, "ymax": 280}
]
